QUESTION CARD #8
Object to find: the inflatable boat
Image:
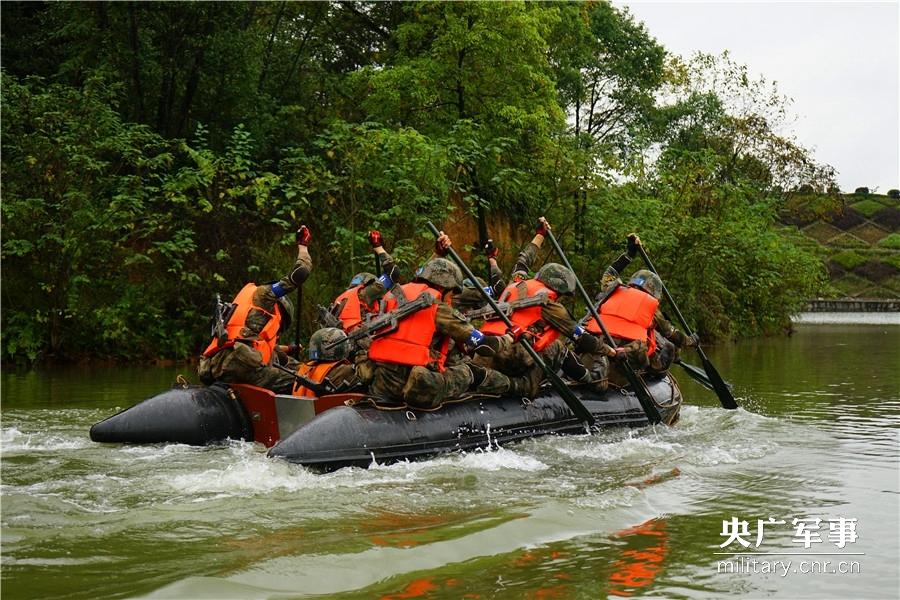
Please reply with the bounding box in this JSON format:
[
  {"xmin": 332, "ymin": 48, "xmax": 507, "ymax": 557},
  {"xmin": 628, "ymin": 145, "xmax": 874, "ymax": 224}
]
[
  {"xmin": 90, "ymin": 375, "xmax": 681, "ymax": 470},
  {"xmin": 268, "ymin": 376, "xmax": 681, "ymax": 470}
]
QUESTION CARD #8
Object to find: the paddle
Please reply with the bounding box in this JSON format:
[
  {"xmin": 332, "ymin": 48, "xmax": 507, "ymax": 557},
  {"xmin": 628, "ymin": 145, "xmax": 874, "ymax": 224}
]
[
  {"xmin": 542, "ymin": 227, "xmax": 663, "ymax": 424},
  {"xmin": 675, "ymin": 359, "xmax": 718, "ymax": 391},
  {"xmin": 295, "ymin": 286, "xmax": 303, "ymax": 360},
  {"xmin": 425, "ymin": 221, "xmax": 596, "ymax": 427},
  {"xmin": 635, "ymin": 245, "xmax": 739, "ymax": 409}
]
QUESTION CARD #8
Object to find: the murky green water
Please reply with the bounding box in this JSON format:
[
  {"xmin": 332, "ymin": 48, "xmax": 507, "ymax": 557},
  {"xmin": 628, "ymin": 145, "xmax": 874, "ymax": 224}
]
[{"xmin": 2, "ymin": 321, "xmax": 899, "ymax": 599}]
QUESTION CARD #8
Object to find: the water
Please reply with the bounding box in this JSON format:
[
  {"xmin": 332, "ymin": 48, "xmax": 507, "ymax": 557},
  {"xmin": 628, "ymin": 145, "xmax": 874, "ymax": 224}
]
[{"xmin": 2, "ymin": 323, "xmax": 898, "ymax": 599}]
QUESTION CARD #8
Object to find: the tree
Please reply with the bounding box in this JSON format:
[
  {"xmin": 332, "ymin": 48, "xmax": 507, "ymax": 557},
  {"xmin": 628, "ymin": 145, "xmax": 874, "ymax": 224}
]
[{"xmin": 352, "ymin": 1, "xmax": 568, "ymax": 242}]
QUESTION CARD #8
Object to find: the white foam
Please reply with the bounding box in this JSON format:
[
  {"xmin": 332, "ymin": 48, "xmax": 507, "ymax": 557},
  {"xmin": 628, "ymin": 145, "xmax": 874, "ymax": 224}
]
[{"xmin": 1, "ymin": 427, "xmax": 92, "ymax": 452}]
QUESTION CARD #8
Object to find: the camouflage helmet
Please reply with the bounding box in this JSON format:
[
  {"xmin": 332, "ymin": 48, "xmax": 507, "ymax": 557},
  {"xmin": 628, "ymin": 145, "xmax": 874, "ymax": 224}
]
[
  {"xmin": 535, "ymin": 263, "xmax": 577, "ymax": 295},
  {"xmin": 415, "ymin": 257, "xmax": 463, "ymax": 292},
  {"xmin": 629, "ymin": 269, "xmax": 663, "ymax": 299},
  {"xmin": 308, "ymin": 327, "xmax": 350, "ymax": 361},
  {"xmin": 275, "ymin": 295, "xmax": 294, "ymax": 334},
  {"xmin": 454, "ymin": 276, "xmax": 489, "ymax": 310},
  {"xmin": 349, "ymin": 272, "xmax": 376, "ymax": 288}
]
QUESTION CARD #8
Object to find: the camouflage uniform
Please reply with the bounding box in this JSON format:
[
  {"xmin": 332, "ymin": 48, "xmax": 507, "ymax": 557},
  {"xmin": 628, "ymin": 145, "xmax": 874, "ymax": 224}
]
[
  {"xmin": 197, "ymin": 247, "xmax": 312, "ymax": 394},
  {"xmin": 370, "ymin": 300, "xmax": 522, "ymax": 408},
  {"xmin": 360, "ymin": 249, "xmax": 398, "ymax": 309},
  {"xmin": 474, "ymin": 242, "xmax": 597, "ymax": 393},
  {"xmin": 598, "ymin": 252, "xmax": 689, "ymax": 381}
]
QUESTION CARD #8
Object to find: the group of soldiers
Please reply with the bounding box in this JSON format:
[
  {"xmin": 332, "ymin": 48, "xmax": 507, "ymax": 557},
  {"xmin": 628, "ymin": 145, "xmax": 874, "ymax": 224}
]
[{"xmin": 198, "ymin": 219, "xmax": 698, "ymax": 409}]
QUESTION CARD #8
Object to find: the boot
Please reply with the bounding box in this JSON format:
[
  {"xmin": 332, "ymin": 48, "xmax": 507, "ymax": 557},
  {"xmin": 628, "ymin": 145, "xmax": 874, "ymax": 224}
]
[{"xmin": 508, "ymin": 368, "xmax": 543, "ymax": 398}]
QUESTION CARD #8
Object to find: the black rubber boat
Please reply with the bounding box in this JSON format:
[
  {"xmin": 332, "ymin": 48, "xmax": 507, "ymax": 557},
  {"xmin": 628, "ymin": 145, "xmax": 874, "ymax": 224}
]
[
  {"xmin": 90, "ymin": 375, "xmax": 681, "ymax": 470},
  {"xmin": 267, "ymin": 375, "xmax": 682, "ymax": 471},
  {"xmin": 89, "ymin": 382, "xmax": 348, "ymax": 448}
]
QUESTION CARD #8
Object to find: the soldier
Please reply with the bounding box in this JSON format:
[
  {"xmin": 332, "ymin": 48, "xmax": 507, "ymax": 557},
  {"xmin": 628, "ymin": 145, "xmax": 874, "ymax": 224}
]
[
  {"xmin": 198, "ymin": 226, "xmax": 313, "ymax": 394},
  {"xmin": 589, "ymin": 234, "xmax": 697, "ymax": 379},
  {"xmin": 476, "ymin": 218, "xmax": 615, "ymax": 395},
  {"xmin": 325, "ymin": 230, "xmax": 399, "ymax": 332},
  {"xmin": 452, "ymin": 239, "xmax": 504, "ymax": 316},
  {"xmin": 367, "ymin": 235, "xmax": 532, "ymax": 409},
  {"xmin": 292, "ymin": 327, "xmax": 361, "ymax": 396}
]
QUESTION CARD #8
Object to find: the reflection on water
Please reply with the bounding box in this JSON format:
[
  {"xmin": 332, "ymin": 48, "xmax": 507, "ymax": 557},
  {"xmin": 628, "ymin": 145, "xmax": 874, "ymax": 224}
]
[{"xmin": 1, "ymin": 323, "xmax": 898, "ymax": 599}]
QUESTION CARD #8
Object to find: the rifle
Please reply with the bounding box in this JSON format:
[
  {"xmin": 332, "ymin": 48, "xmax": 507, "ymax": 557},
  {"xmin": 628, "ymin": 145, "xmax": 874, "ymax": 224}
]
[
  {"xmin": 463, "ymin": 292, "xmax": 551, "ymax": 321},
  {"xmin": 577, "ymin": 282, "xmax": 620, "ymax": 327},
  {"xmin": 325, "ymin": 292, "xmax": 435, "ymax": 350},
  {"xmin": 316, "ymin": 302, "xmax": 344, "ymax": 329},
  {"xmin": 272, "ymin": 363, "xmax": 358, "ymax": 396},
  {"xmin": 211, "ymin": 294, "xmax": 237, "ymax": 346}
]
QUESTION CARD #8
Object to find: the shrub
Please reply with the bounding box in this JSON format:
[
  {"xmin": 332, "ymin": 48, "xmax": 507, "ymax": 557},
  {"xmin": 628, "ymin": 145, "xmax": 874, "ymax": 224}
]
[
  {"xmin": 851, "ymin": 222, "xmax": 890, "ymax": 245},
  {"xmin": 853, "ymin": 260, "xmax": 900, "ymax": 283},
  {"xmin": 829, "ymin": 249, "xmax": 868, "ymax": 270},
  {"xmin": 854, "ymin": 187, "xmax": 870, "ymax": 195},
  {"xmin": 888, "ymin": 189, "xmax": 900, "ymax": 199},
  {"xmin": 877, "ymin": 233, "xmax": 900, "ymax": 249},
  {"xmin": 851, "ymin": 198, "xmax": 888, "ymax": 218},
  {"xmin": 882, "ymin": 274, "xmax": 900, "ymax": 294},
  {"xmin": 802, "ymin": 221, "xmax": 843, "ymax": 243},
  {"xmin": 828, "ymin": 233, "xmax": 868, "ymax": 249},
  {"xmin": 832, "ymin": 273, "xmax": 871, "ymax": 297},
  {"xmin": 829, "ymin": 207, "xmax": 866, "ymax": 230},
  {"xmin": 873, "ymin": 207, "xmax": 900, "ymax": 231},
  {"xmin": 884, "ymin": 253, "xmax": 900, "ymax": 270}
]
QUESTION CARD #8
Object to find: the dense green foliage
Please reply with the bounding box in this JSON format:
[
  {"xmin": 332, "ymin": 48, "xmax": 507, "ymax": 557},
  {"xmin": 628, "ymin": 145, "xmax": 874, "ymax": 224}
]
[{"xmin": 2, "ymin": 1, "xmax": 837, "ymax": 364}]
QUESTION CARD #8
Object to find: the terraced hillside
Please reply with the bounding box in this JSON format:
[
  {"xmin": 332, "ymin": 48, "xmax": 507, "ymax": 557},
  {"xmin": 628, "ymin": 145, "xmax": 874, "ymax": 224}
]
[{"xmin": 783, "ymin": 193, "xmax": 900, "ymax": 299}]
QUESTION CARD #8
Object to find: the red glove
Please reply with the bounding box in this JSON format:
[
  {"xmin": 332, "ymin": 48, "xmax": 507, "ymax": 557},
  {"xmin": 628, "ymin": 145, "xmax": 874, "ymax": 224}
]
[
  {"xmin": 368, "ymin": 230, "xmax": 383, "ymax": 248},
  {"xmin": 535, "ymin": 217, "xmax": 550, "ymax": 237},
  {"xmin": 484, "ymin": 239, "xmax": 499, "ymax": 260},
  {"xmin": 506, "ymin": 325, "xmax": 524, "ymax": 341},
  {"xmin": 296, "ymin": 225, "xmax": 311, "ymax": 246}
]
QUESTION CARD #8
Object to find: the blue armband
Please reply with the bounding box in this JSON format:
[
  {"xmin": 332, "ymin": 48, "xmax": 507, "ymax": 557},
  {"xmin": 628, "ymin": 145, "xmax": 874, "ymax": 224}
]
[
  {"xmin": 377, "ymin": 273, "xmax": 393, "ymax": 289},
  {"xmin": 483, "ymin": 286, "xmax": 494, "ymax": 298},
  {"xmin": 468, "ymin": 329, "xmax": 485, "ymax": 347},
  {"xmin": 573, "ymin": 325, "xmax": 586, "ymax": 339},
  {"xmin": 271, "ymin": 282, "xmax": 287, "ymax": 298}
]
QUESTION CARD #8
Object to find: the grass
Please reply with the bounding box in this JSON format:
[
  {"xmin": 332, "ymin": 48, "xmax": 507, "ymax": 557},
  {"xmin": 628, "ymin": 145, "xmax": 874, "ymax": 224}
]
[
  {"xmin": 828, "ymin": 232, "xmax": 868, "ymax": 249},
  {"xmin": 788, "ymin": 192, "xmax": 899, "ymax": 299},
  {"xmin": 877, "ymin": 233, "xmax": 900, "ymax": 249},
  {"xmin": 872, "ymin": 206, "xmax": 900, "ymax": 230},
  {"xmin": 851, "ymin": 222, "xmax": 890, "ymax": 245},
  {"xmin": 802, "ymin": 221, "xmax": 843, "ymax": 244},
  {"xmin": 831, "ymin": 273, "xmax": 874, "ymax": 298},
  {"xmin": 852, "ymin": 259, "xmax": 900, "ymax": 283},
  {"xmin": 882, "ymin": 274, "xmax": 900, "ymax": 295},
  {"xmin": 829, "ymin": 249, "xmax": 868, "ymax": 270},
  {"xmin": 850, "ymin": 198, "xmax": 889, "ymax": 218},
  {"xmin": 883, "ymin": 253, "xmax": 900, "ymax": 270}
]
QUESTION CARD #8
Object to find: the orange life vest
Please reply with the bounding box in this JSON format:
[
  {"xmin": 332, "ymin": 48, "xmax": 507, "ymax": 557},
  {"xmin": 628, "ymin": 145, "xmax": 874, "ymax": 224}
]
[
  {"xmin": 591, "ymin": 285, "xmax": 658, "ymax": 355},
  {"xmin": 292, "ymin": 360, "xmax": 344, "ymax": 397},
  {"xmin": 202, "ymin": 283, "xmax": 282, "ymax": 364},
  {"xmin": 332, "ymin": 285, "xmax": 378, "ymax": 332},
  {"xmin": 367, "ymin": 282, "xmax": 449, "ymax": 371},
  {"xmin": 481, "ymin": 279, "xmax": 560, "ymax": 351}
]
